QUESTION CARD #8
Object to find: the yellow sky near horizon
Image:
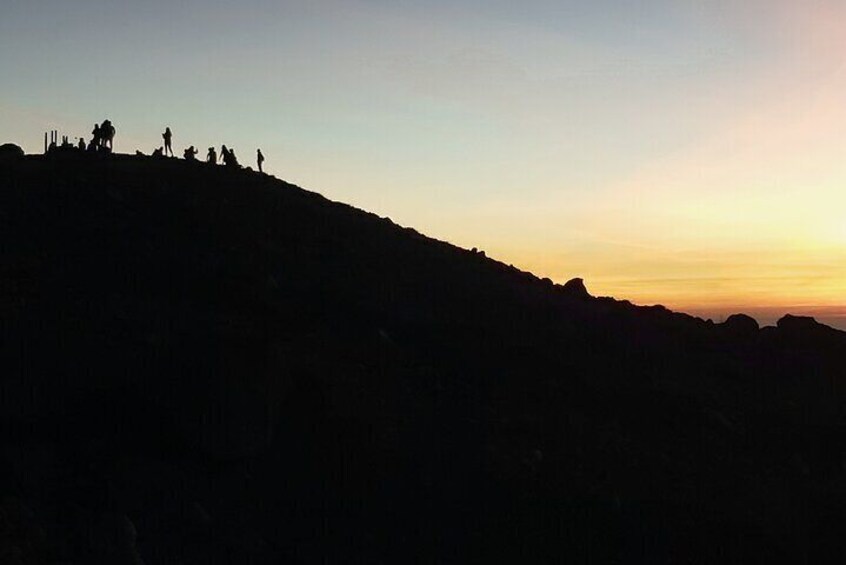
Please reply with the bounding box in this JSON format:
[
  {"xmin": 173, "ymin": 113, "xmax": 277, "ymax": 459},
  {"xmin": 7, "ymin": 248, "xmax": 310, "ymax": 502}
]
[{"xmin": 436, "ymin": 2, "xmax": 846, "ymax": 326}]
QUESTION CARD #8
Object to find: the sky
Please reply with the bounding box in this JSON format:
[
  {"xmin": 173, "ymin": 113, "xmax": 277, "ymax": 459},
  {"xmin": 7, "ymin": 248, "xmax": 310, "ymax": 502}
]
[{"xmin": 2, "ymin": 0, "xmax": 845, "ymax": 329}]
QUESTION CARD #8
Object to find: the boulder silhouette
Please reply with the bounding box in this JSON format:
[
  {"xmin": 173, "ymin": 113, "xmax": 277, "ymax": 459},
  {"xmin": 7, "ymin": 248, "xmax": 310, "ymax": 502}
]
[
  {"xmin": 777, "ymin": 313, "xmax": 821, "ymax": 331},
  {"xmin": 0, "ymin": 143, "xmax": 24, "ymax": 160},
  {"xmin": 561, "ymin": 276, "xmax": 590, "ymax": 298},
  {"xmin": 722, "ymin": 313, "xmax": 759, "ymax": 334}
]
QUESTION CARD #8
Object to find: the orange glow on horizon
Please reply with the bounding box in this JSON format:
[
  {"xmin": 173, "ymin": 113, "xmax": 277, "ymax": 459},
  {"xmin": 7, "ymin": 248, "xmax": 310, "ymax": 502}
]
[{"xmin": 483, "ymin": 242, "xmax": 846, "ymax": 328}]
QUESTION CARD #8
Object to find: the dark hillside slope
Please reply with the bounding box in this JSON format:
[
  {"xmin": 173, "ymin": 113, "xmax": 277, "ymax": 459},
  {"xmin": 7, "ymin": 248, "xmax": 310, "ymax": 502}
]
[{"xmin": 1, "ymin": 153, "xmax": 846, "ymax": 563}]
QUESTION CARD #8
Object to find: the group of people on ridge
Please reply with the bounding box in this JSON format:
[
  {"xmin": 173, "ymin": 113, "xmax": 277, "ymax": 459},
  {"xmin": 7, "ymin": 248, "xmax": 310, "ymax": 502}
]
[
  {"xmin": 91, "ymin": 120, "xmax": 115, "ymax": 151},
  {"xmin": 48, "ymin": 120, "xmax": 268, "ymax": 173},
  {"xmin": 47, "ymin": 119, "xmax": 115, "ymax": 153},
  {"xmin": 158, "ymin": 126, "xmax": 265, "ymax": 171}
]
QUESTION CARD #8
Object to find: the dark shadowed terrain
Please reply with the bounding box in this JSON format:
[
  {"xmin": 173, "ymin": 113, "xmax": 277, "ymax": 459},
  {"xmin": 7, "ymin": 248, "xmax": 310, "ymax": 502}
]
[{"xmin": 1, "ymin": 150, "xmax": 846, "ymax": 564}]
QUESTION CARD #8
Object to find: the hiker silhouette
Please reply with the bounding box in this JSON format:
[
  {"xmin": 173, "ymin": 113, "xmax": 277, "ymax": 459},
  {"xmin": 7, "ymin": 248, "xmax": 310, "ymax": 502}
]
[
  {"xmin": 162, "ymin": 127, "xmax": 173, "ymax": 157},
  {"xmin": 78, "ymin": 138, "xmax": 86, "ymax": 150},
  {"xmin": 183, "ymin": 146, "xmax": 198, "ymax": 161},
  {"xmin": 256, "ymin": 149, "xmax": 265, "ymax": 173},
  {"xmin": 207, "ymin": 147, "xmax": 217, "ymax": 164},
  {"xmin": 220, "ymin": 146, "xmax": 239, "ymax": 167},
  {"xmin": 91, "ymin": 124, "xmax": 101, "ymax": 148},
  {"xmin": 101, "ymin": 120, "xmax": 115, "ymax": 150}
]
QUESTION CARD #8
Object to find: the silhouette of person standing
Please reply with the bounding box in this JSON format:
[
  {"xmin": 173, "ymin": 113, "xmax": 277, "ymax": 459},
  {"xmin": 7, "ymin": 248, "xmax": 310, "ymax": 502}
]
[
  {"xmin": 256, "ymin": 149, "xmax": 265, "ymax": 173},
  {"xmin": 91, "ymin": 123, "xmax": 101, "ymax": 148},
  {"xmin": 207, "ymin": 147, "xmax": 217, "ymax": 164},
  {"xmin": 162, "ymin": 127, "xmax": 173, "ymax": 157},
  {"xmin": 101, "ymin": 120, "xmax": 115, "ymax": 150},
  {"xmin": 220, "ymin": 146, "xmax": 239, "ymax": 167}
]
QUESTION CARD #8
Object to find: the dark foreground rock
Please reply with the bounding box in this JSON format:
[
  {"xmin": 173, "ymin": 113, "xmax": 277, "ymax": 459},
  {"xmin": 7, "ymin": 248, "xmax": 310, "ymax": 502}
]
[{"xmin": 1, "ymin": 153, "xmax": 846, "ymax": 564}]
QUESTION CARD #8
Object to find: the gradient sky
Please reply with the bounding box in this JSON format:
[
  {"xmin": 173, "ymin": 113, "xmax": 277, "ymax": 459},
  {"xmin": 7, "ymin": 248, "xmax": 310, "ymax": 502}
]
[{"xmin": 2, "ymin": 0, "xmax": 844, "ymax": 328}]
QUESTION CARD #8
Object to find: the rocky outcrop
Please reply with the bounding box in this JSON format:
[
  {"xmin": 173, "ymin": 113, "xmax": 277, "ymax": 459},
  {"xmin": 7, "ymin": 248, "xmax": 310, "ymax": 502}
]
[
  {"xmin": 777, "ymin": 314, "xmax": 822, "ymax": 332},
  {"xmin": 722, "ymin": 313, "xmax": 759, "ymax": 334},
  {"xmin": 561, "ymin": 277, "xmax": 590, "ymax": 298},
  {"xmin": 0, "ymin": 143, "xmax": 24, "ymax": 160}
]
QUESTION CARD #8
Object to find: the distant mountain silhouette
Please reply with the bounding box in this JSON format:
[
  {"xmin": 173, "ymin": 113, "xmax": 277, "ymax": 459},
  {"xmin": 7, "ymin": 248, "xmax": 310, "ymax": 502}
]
[{"xmin": 2, "ymin": 151, "xmax": 846, "ymax": 564}]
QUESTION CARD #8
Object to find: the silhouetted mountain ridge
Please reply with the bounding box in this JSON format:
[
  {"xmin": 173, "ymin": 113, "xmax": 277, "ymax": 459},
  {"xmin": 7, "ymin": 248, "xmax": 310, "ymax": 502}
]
[{"xmin": 1, "ymin": 152, "xmax": 846, "ymax": 564}]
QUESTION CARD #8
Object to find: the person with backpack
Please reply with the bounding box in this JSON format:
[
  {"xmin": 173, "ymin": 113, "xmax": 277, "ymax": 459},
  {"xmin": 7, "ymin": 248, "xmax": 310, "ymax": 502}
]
[{"xmin": 101, "ymin": 119, "xmax": 115, "ymax": 150}]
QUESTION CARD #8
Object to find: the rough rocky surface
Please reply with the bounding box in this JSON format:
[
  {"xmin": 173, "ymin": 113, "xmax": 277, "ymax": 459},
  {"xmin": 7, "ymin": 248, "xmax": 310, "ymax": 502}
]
[{"xmin": 1, "ymin": 153, "xmax": 846, "ymax": 563}]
